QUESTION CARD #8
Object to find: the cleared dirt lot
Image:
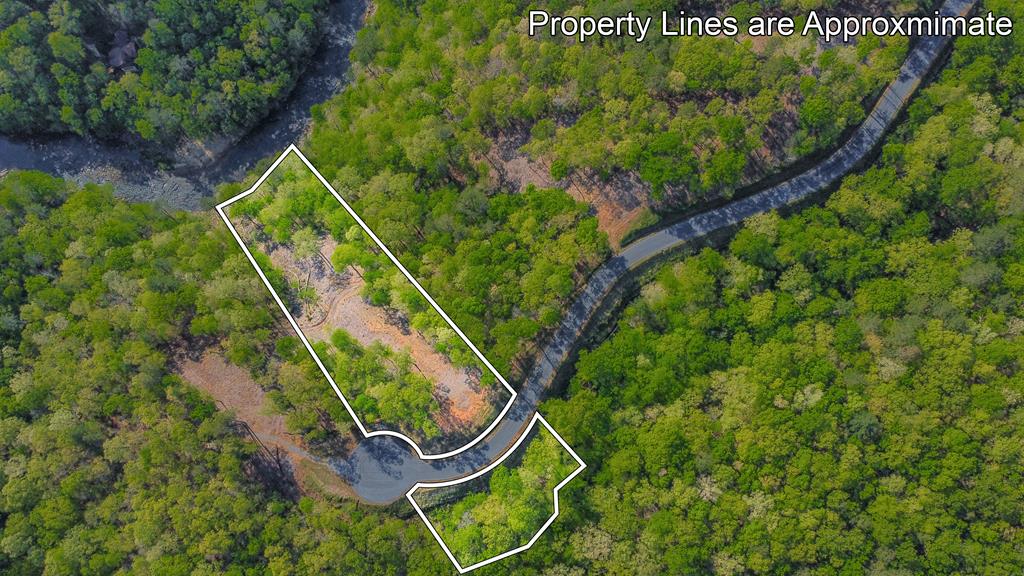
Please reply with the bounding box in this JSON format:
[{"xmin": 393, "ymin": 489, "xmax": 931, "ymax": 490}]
[
  {"xmin": 262, "ymin": 233, "xmax": 501, "ymax": 435},
  {"xmin": 178, "ymin": 351, "xmax": 357, "ymax": 500}
]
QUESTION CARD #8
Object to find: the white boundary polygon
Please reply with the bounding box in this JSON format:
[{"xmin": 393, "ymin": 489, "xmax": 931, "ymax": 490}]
[
  {"xmin": 215, "ymin": 145, "xmax": 517, "ymax": 460},
  {"xmin": 406, "ymin": 413, "xmax": 586, "ymax": 573}
]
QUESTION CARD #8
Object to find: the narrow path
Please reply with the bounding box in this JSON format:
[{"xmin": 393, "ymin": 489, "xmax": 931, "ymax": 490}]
[{"xmin": 333, "ymin": 0, "xmax": 977, "ymax": 504}]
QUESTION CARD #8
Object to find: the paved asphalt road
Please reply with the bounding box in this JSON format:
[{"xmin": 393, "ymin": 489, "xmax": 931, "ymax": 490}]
[{"xmin": 335, "ymin": 0, "xmax": 976, "ymax": 504}]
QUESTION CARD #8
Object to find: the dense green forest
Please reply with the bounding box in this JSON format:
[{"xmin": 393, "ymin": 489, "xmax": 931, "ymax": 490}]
[
  {"xmin": 0, "ymin": 143, "xmax": 596, "ymax": 576},
  {"xmin": 0, "ymin": 0, "xmax": 326, "ymax": 146},
  {"xmin": 2, "ymin": 0, "xmax": 1024, "ymax": 574},
  {"xmin": 215, "ymin": 127, "xmax": 605, "ymax": 455},
  {"xmin": 214, "ymin": 142, "xmax": 606, "ymax": 448},
  {"xmin": 0, "ymin": 27, "xmax": 609, "ymax": 565},
  {"xmin": 218, "ymin": 150, "xmax": 608, "ymax": 383},
  {"xmin": 311, "ymin": 0, "xmax": 929, "ymax": 217},
  {"xmin": 0, "ymin": 172, "xmax": 455, "ymax": 574},
  {"xmin": 532, "ymin": 10, "xmax": 1024, "ymax": 572},
  {"xmin": 226, "ymin": 157, "xmax": 443, "ymax": 443},
  {"xmin": 419, "ymin": 425, "xmax": 580, "ymax": 567},
  {"xmin": 229, "ymin": 154, "xmax": 505, "ymax": 377}
]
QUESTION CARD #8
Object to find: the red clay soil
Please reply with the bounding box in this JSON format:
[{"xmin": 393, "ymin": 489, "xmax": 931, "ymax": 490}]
[
  {"xmin": 485, "ymin": 139, "xmax": 652, "ymax": 249},
  {"xmin": 178, "ymin": 351, "xmax": 357, "ymax": 500},
  {"xmin": 262, "ymin": 235, "xmax": 499, "ymax": 433}
]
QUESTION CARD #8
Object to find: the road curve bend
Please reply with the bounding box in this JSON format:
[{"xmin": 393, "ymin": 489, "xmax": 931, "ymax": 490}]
[{"xmin": 336, "ymin": 0, "xmax": 976, "ymax": 504}]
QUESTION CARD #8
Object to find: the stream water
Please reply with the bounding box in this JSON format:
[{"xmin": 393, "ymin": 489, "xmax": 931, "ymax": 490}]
[{"xmin": 0, "ymin": 0, "xmax": 364, "ymax": 210}]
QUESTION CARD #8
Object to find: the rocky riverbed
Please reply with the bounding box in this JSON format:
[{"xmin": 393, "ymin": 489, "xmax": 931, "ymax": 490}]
[{"xmin": 0, "ymin": 0, "xmax": 365, "ymax": 211}]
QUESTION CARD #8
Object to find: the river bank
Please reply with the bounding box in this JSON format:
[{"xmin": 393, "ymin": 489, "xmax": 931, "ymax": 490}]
[{"xmin": 0, "ymin": 0, "xmax": 365, "ymax": 211}]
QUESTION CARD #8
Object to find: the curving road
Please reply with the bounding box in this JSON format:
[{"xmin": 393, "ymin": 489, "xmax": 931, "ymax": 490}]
[{"xmin": 332, "ymin": 0, "xmax": 976, "ymax": 504}]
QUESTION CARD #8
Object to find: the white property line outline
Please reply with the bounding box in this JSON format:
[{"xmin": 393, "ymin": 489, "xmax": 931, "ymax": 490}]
[
  {"xmin": 215, "ymin": 145, "xmax": 517, "ymax": 460},
  {"xmin": 407, "ymin": 413, "xmax": 587, "ymax": 573}
]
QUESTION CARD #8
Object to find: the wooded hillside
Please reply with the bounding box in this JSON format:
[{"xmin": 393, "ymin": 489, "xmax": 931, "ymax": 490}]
[{"xmin": 0, "ymin": 0, "xmax": 326, "ymax": 146}]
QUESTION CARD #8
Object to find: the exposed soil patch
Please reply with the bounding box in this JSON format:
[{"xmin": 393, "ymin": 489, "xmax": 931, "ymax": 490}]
[
  {"xmin": 563, "ymin": 171, "xmax": 652, "ymax": 250},
  {"xmin": 177, "ymin": 351, "xmax": 356, "ymax": 500},
  {"xmin": 260, "ymin": 233, "xmax": 499, "ymax": 434},
  {"xmin": 293, "ymin": 458, "xmax": 359, "ymax": 500},
  {"xmin": 485, "ymin": 134, "xmax": 652, "ymax": 249},
  {"xmin": 179, "ymin": 352, "xmax": 290, "ymax": 445}
]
